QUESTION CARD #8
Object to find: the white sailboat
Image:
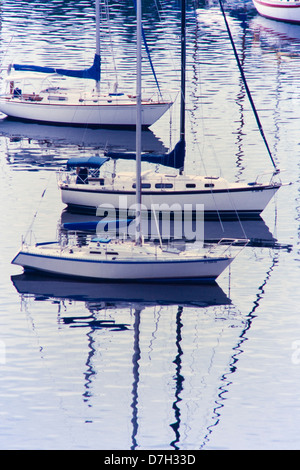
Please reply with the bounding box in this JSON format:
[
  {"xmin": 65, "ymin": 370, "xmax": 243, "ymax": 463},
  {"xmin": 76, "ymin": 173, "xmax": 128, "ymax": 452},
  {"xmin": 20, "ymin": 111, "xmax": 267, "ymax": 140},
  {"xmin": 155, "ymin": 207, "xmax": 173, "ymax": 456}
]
[
  {"xmin": 0, "ymin": 0, "xmax": 172, "ymax": 128},
  {"xmin": 12, "ymin": 0, "xmax": 244, "ymax": 283},
  {"xmin": 57, "ymin": 0, "xmax": 282, "ymax": 220},
  {"xmin": 252, "ymin": 0, "xmax": 300, "ymax": 24},
  {"xmin": 11, "ymin": 238, "xmax": 239, "ymax": 283}
]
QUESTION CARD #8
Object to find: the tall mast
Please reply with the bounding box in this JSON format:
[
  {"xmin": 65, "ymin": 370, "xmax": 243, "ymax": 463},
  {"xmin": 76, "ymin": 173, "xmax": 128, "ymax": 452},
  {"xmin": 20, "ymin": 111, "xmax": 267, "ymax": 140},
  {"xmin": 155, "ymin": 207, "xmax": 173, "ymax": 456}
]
[
  {"xmin": 95, "ymin": 0, "xmax": 101, "ymax": 92},
  {"xmin": 180, "ymin": 0, "xmax": 186, "ymax": 143},
  {"xmin": 135, "ymin": 0, "xmax": 142, "ymax": 246}
]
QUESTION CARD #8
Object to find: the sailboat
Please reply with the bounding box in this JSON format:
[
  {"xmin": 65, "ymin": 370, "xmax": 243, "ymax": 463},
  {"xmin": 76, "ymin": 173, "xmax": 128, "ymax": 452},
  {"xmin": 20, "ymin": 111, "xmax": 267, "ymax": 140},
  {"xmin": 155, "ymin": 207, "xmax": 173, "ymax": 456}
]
[
  {"xmin": 12, "ymin": 0, "xmax": 245, "ymax": 283},
  {"xmin": 0, "ymin": 0, "xmax": 172, "ymax": 128},
  {"xmin": 252, "ymin": 0, "xmax": 300, "ymax": 24},
  {"xmin": 57, "ymin": 0, "xmax": 282, "ymax": 220}
]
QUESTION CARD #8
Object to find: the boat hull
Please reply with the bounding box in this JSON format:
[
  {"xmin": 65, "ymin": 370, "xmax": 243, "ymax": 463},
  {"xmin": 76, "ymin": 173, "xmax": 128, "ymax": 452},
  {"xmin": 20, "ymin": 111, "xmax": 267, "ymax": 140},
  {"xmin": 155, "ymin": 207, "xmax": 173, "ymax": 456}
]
[
  {"xmin": 253, "ymin": 0, "xmax": 300, "ymax": 23},
  {"xmin": 0, "ymin": 98, "xmax": 172, "ymax": 128},
  {"xmin": 59, "ymin": 183, "xmax": 280, "ymax": 219},
  {"xmin": 12, "ymin": 248, "xmax": 232, "ymax": 283}
]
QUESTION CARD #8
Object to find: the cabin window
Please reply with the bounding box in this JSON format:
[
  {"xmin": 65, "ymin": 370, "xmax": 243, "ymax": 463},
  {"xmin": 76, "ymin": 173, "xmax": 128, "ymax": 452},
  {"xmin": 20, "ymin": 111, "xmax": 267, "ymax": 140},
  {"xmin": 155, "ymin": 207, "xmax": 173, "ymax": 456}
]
[
  {"xmin": 155, "ymin": 183, "xmax": 173, "ymax": 189},
  {"xmin": 48, "ymin": 95, "xmax": 67, "ymax": 101},
  {"xmin": 132, "ymin": 183, "xmax": 151, "ymax": 189},
  {"xmin": 205, "ymin": 183, "xmax": 215, "ymax": 188},
  {"xmin": 186, "ymin": 183, "xmax": 196, "ymax": 188}
]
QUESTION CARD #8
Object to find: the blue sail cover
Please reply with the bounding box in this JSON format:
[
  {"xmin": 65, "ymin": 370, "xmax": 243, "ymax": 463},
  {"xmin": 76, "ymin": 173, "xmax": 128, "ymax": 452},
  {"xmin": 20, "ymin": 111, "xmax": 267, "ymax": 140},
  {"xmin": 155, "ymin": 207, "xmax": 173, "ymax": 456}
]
[
  {"xmin": 63, "ymin": 219, "xmax": 132, "ymax": 232},
  {"xmin": 13, "ymin": 53, "xmax": 101, "ymax": 81},
  {"xmin": 105, "ymin": 139, "xmax": 185, "ymax": 170},
  {"xmin": 66, "ymin": 155, "xmax": 109, "ymax": 169}
]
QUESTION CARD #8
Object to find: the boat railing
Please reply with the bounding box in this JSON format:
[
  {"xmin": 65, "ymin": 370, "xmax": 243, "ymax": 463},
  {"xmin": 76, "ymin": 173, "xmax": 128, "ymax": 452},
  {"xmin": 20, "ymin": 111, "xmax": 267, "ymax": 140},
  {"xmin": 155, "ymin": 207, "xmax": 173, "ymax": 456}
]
[
  {"xmin": 21, "ymin": 230, "xmax": 37, "ymax": 248},
  {"xmin": 144, "ymin": 90, "xmax": 174, "ymax": 103},
  {"xmin": 254, "ymin": 169, "xmax": 282, "ymax": 185},
  {"xmin": 207, "ymin": 237, "xmax": 249, "ymax": 256},
  {"xmin": 56, "ymin": 168, "xmax": 108, "ymax": 185},
  {"xmin": 56, "ymin": 170, "xmax": 76, "ymax": 185}
]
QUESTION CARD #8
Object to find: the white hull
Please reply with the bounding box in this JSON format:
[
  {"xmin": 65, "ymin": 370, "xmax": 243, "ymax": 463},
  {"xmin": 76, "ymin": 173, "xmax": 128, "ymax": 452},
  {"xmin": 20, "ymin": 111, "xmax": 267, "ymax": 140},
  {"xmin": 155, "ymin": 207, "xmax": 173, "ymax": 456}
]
[
  {"xmin": 0, "ymin": 96, "xmax": 172, "ymax": 128},
  {"xmin": 253, "ymin": 0, "xmax": 300, "ymax": 23},
  {"xmin": 12, "ymin": 242, "xmax": 234, "ymax": 282},
  {"xmin": 59, "ymin": 173, "xmax": 281, "ymax": 219}
]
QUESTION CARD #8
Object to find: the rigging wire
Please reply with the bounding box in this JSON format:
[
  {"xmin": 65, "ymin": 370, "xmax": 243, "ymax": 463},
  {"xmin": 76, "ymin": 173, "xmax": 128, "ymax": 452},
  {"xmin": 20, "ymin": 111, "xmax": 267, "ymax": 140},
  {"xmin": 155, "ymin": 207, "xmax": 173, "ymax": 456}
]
[
  {"xmin": 218, "ymin": 0, "xmax": 279, "ymax": 174},
  {"xmin": 132, "ymin": 0, "xmax": 163, "ymax": 97},
  {"xmin": 183, "ymin": 3, "xmax": 245, "ymax": 235},
  {"xmin": 103, "ymin": 0, "xmax": 119, "ymax": 93},
  {"xmin": 23, "ymin": 172, "xmax": 54, "ymax": 244}
]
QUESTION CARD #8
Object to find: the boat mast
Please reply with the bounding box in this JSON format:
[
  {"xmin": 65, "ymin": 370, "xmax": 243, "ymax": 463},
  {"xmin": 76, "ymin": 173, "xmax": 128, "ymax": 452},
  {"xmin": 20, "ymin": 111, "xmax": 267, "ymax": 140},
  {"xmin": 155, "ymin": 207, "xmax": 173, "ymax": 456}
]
[
  {"xmin": 180, "ymin": 0, "xmax": 186, "ymax": 143},
  {"xmin": 135, "ymin": 0, "xmax": 142, "ymax": 246},
  {"xmin": 95, "ymin": 0, "xmax": 101, "ymax": 92},
  {"xmin": 177, "ymin": 0, "xmax": 186, "ymax": 175}
]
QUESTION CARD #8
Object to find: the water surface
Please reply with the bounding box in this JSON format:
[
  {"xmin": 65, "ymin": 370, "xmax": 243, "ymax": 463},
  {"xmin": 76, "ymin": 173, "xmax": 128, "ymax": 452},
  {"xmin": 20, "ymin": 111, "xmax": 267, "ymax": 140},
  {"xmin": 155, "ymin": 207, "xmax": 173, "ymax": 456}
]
[{"xmin": 0, "ymin": 0, "xmax": 299, "ymax": 450}]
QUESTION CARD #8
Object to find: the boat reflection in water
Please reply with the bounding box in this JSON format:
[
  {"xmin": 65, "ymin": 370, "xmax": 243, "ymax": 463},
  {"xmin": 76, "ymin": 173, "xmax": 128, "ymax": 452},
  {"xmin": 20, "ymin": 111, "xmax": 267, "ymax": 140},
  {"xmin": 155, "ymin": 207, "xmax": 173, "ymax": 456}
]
[
  {"xmin": 0, "ymin": 117, "xmax": 168, "ymax": 172},
  {"xmin": 0, "ymin": 117, "xmax": 167, "ymax": 154},
  {"xmin": 11, "ymin": 271, "xmax": 233, "ymax": 449},
  {"xmin": 11, "ymin": 272, "xmax": 231, "ymax": 310},
  {"xmin": 60, "ymin": 208, "xmax": 279, "ymax": 248}
]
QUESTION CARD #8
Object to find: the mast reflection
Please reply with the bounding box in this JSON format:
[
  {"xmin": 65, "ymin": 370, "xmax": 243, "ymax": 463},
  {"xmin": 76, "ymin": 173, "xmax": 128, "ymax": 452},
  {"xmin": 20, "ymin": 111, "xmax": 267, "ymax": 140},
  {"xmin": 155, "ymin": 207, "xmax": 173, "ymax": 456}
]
[
  {"xmin": 200, "ymin": 251, "xmax": 280, "ymax": 449},
  {"xmin": 11, "ymin": 272, "xmax": 231, "ymax": 448}
]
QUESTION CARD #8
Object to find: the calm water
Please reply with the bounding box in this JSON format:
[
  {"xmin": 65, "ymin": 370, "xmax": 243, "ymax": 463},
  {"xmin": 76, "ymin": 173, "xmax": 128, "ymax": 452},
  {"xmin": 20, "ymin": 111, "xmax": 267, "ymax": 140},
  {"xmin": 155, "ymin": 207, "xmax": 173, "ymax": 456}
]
[{"xmin": 0, "ymin": 0, "xmax": 300, "ymax": 450}]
